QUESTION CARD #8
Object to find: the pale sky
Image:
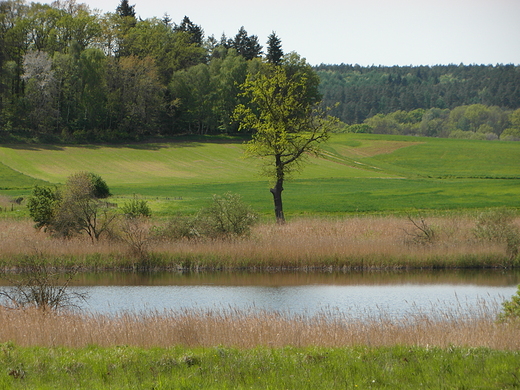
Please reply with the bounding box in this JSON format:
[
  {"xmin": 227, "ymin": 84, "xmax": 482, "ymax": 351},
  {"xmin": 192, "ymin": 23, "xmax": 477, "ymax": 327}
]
[{"xmin": 47, "ymin": 0, "xmax": 520, "ymax": 66}]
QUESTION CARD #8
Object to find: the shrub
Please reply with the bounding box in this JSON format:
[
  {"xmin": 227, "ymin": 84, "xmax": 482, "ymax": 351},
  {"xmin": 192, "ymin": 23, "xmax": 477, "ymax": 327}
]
[
  {"xmin": 121, "ymin": 197, "xmax": 152, "ymax": 218},
  {"xmin": 26, "ymin": 186, "xmax": 61, "ymax": 230},
  {"xmin": 197, "ymin": 192, "xmax": 258, "ymax": 238},
  {"xmin": 88, "ymin": 172, "xmax": 111, "ymax": 199},
  {"xmin": 26, "ymin": 172, "xmax": 115, "ymax": 241},
  {"xmin": 497, "ymin": 285, "xmax": 520, "ymax": 323},
  {"xmin": 160, "ymin": 193, "xmax": 258, "ymax": 240},
  {"xmin": 0, "ymin": 256, "xmax": 87, "ymax": 311},
  {"xmin": 404, "ymin": 214, "xmax": 436, "ymax": 245}
]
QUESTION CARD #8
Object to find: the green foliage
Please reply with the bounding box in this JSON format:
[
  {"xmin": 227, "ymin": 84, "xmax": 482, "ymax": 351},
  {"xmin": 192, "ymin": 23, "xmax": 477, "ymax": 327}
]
[
  {"xmin": 198, "ymin": 192, "xmax": 258, "ymax": 237},
  {"xmin": 498, "ymin": 285, "xmax": 520, "ymax": 322},
  {"xmin": 0, "ymin": 345, "xmax": 518, "ymax": 388},
  {"xmin": 234, "ymin": 58, "xmax": 337, "ymax": 221},
  {"xmin": 26, "ymin": 172, "xmax": 114, "ymax": 240},
  {"xmin": 161, "ymin": 192, "xmax": 257, "ymax": 239},
  {"xmin": 121, "ymin": 197, "xmax": 151, "ymax": 218},
  {"xmin": 317, "ymin": 64, "xmax": 520, "ymax": 125},
  {"xmin": 26, "ymin": 185, "xmax": 61, "ymax": 230},
  {"xmin": 88, "ymin": 172, "xmax": 111, "ymax": 199}
]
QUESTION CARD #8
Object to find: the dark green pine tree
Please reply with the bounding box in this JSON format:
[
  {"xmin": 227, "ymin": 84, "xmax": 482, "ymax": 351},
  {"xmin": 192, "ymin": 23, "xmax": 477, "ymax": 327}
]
[
  {"xmin": 174, "ymin": 16, "xmax": 204, "ymax": 46},
  {"xmin": 231, "ymin": 26, "xmax": 262, "ymax": 60},
  {"xmin": 266, "ymin": 32, "xmax": 283, "ymax": 65},
  {"xmin": 116, "ymin": 0, "xmax": 136, "ymax": 18}
]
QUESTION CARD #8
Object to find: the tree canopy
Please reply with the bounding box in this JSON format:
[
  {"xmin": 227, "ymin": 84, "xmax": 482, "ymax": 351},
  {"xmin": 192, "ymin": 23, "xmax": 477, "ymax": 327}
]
[
  {"xmin": 234, "ymin": 57, "xmax": 337, "ymax": 223},
  {"xmin": 0, "ymin": 0, "xmax": 518, "ymax": 144}
]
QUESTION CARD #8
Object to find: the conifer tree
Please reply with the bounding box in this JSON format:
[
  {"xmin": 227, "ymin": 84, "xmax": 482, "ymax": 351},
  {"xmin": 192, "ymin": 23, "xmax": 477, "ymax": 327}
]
[{"xmin": 266, "ymin": 32, "xmax": 283, "ymax": 65}]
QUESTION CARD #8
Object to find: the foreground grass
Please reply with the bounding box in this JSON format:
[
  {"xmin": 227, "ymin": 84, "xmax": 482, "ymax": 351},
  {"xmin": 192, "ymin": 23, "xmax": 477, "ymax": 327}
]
[{"xmin": 1, "ymin": 343, "xmax": 519, "ymax": 389}]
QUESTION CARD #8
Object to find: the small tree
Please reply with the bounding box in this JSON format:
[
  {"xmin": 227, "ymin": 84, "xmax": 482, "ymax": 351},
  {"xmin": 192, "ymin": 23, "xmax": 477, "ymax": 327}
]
[
  {"xmin": 234, "ymin": 57, "xmax": 337, "ymax": 223},
  {"xmin": 55, "ymin": 172, "xmax": 116, "ymax": 241},
  {"xmin": 27, "ymin": 172, "xmax": 115, "ymax": 241},
  {"xmin": 0, "ymin": 256, "xmax": 87, "ymax": 312}
]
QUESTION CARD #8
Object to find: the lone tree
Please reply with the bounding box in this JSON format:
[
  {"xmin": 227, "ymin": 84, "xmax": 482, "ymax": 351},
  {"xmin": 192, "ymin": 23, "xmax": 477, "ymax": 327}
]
[{"xmin": 234, "ymin": 54, "xmax": 337, "ymax": 223}]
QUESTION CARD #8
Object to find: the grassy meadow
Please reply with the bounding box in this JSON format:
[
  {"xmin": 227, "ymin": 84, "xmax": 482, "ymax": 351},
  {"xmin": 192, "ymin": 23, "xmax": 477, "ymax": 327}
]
[{"xmin": 0, "ymin": 134, "xmax": 519, "ymax": 217}]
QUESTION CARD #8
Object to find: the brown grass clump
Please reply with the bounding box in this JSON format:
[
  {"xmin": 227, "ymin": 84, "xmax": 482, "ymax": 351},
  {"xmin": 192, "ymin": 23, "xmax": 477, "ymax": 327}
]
[{"xmin": 0, "ymin": 305, "xmax": 518, "ymax": 350}]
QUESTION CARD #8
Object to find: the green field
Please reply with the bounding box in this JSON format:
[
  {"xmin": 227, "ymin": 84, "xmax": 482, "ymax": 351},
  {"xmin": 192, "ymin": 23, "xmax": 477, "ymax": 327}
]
[
  {"xmin": 0, "ymin": 134, "xmax": 519, "ymax": 216},
  {"xmin": 1, "ymin": 344, "xmax": 518, "ymax": 389}
]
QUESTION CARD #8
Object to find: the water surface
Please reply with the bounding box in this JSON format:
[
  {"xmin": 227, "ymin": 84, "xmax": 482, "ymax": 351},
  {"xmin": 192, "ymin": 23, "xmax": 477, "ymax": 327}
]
[{"xmin": 69, "ymin": 270, "xmax": 519, "ymax": 318}]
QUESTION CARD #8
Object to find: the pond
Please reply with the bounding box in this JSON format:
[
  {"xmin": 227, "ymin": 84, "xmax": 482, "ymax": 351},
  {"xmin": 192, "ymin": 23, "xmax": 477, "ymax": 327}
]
[{"xmin": 67, "ymin": 269, "xmax": 520, "ymax": 319}]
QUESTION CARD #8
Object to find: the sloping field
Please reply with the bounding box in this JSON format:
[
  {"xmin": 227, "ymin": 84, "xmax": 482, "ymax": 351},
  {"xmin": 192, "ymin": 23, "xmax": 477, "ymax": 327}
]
[
  {"xmin": 323, "ymin": 134, "xmax": 520, "ymax": 178},
  {"xmin": 0, "ymin": 137, "xmax": 391, "ymax": 188},
  {"xmin": 0, "ymin": 134, "xmax": 519, "ymax": 216}
]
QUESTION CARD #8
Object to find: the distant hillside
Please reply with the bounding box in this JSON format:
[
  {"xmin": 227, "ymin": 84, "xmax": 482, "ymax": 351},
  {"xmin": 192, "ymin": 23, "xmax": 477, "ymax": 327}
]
[{"xmin": 316, "ymin": 64, "xmax": 520, "ymax": 124}]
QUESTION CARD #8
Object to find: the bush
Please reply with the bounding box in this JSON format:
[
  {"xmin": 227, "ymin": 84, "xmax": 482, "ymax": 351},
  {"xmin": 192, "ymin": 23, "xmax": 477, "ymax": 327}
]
[
  {"xmin": 87, "ymin": 172, "xmax": 111, "ymax": 199},
  {"xmin": 498, "ymin": 285, "xmax": 520, "ymax": 323},
  {"xmin": 121, "ymin": 197, "xmax": 151, "ymax": 218},
  {"xmin": 0, "ymin": 256, "xmax": 87, "ymax": 311},
  {"xmin": 160, "ymin": 193, "xmax": 258, "ymax": 240},
  {"xmin": 198, "ymin": 192, "xmax": 258, "ymax": 238},
  {"xmin": 26, "ymin": 172, "xmax": 115, "ymax": 241},
  {"xmin": 27, "ymin": 186, "xmax": 61, "ymax": 230}
]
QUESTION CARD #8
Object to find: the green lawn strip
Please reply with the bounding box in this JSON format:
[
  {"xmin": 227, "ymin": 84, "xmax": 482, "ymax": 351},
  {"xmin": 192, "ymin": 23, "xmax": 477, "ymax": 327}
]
[
  {"xmin": 0, "ymin": 344, "xmax": 518, "ymax": 389},
  {"xmin": 107, "ymin": 177, "xmax": 520, "ymax": 218}
]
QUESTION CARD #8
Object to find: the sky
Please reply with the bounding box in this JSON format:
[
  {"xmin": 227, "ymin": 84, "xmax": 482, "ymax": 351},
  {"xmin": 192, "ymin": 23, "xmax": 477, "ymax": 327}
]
[{"xmin": 47, "ymin": 0, "xmax": 520, "ymax": 66}]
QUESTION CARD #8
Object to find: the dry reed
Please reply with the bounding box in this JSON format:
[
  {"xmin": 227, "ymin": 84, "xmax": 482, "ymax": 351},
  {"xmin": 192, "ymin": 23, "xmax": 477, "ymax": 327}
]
[
  {"xmin": 0, "ymin": 216, "xmax": 511, "ymax": 269},
  {"xmin": 0, "ymin": 305, "xmax": 518, "ymax": 350}
]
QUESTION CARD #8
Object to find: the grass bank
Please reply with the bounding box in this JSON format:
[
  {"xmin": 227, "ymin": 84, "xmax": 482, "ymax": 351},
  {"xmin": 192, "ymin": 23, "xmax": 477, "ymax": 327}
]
[
  {"xmin": 0, "ymin": 343, "xmax": 519, "ymax": 389},
  {"xmin": 0, "ymin": 216, "xmax": 516, "ymax": 270}
]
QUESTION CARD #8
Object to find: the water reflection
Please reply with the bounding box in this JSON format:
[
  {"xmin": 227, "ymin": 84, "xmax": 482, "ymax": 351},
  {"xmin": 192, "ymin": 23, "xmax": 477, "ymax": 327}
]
[
  {"xmin": 70, "ymin": 268, "xmax": 520, "ymax": 287},
  {"xmin": 68, "ymin": 270, "xmax": 520, "ymax": 318}
]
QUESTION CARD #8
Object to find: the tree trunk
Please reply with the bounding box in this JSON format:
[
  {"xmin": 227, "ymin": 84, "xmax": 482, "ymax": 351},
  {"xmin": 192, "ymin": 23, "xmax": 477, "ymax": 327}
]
[
  {"xmin": 270, "ymin": 179, "xmax": 285, "ymax": 224},
  {"xmin": 271, "ymin": 156, "xmax": 285, "ymax": 224}
]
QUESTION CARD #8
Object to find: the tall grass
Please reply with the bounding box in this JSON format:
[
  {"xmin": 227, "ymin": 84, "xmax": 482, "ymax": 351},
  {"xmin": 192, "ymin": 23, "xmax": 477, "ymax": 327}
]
[
  {"xmin": 0, "ymin": 216, "xmax": 514, "ymax": 270},
  {"xmin": 0, "ymin": 302, "xmax": 518, "ymax": 349}
]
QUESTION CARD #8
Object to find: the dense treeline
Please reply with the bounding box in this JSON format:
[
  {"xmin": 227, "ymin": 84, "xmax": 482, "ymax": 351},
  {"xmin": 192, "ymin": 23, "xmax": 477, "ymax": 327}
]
[
  {"xmin": 2, "ymin": 0, "xmax": 520, "ymax": 143},
  {"xmin": 317, "ymin": 64, "xmax": 520, "ymax": 125},
  {"xmin": 342, "ymin": 104, "xmax": 520, "ymax": 141},
  {"xmin": 0, "ymin": 0, "xmax": 285, "ymax": 142}
]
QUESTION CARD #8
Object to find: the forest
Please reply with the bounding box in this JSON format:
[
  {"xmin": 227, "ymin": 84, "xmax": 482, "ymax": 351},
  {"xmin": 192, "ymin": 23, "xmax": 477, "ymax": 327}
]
[{"xmin": 1, "ymin": 0, "xmax": 520, "ymax": 143}]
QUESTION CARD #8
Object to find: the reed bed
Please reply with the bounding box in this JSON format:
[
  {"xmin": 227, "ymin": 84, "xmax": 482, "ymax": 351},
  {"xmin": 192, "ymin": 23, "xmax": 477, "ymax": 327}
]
[
  {"xmin": 0, "ymin": 216, "xmax": 512, "ymax": 269},
  {"xmin": 0, "ymin": 303, "xmax": 518, "ymax": 350}
]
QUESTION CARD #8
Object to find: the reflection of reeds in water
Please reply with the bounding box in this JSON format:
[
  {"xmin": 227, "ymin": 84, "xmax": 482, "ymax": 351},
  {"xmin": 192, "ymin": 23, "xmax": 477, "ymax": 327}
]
[
  {"xmin": 0, "ymin": 217, "xmax": 510, "ymax": 269},
  {"xmin": 1, "ymin": 302, "xmax": 518, "ymax": 349}
]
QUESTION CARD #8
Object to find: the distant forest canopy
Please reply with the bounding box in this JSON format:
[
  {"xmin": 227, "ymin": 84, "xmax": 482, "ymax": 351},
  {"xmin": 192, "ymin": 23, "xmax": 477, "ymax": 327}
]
[
  {"xmin": 317, "ymin": 64, "xmax": 520, "ymax": 140},
  {"xmin": 0, "ymin": 0, "xmax": 285, "ymax": 142},
  {"xmin": 1, "ymin": 0, "xmax": 519, "ymax": 143}
]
